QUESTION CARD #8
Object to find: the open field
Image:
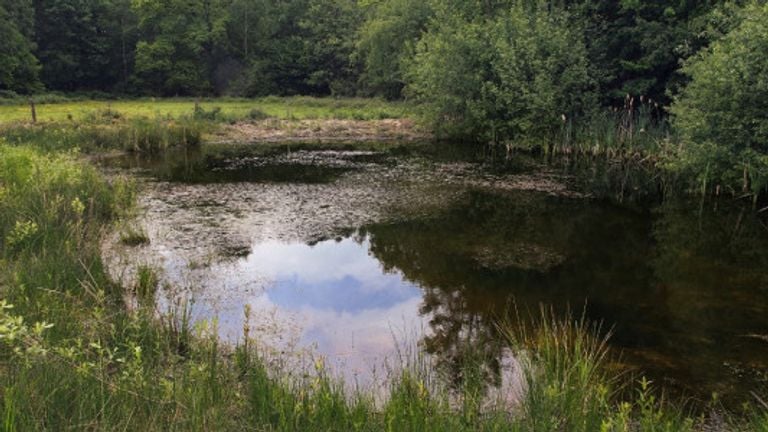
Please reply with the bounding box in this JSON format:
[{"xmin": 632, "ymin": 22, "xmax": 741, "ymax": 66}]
[
  {"xmin": 0, "ymin": 96, "xmax": 417, "ymax": 124},
  {"xmin": 0, "ymin": 97, "xmax": 428, "ymax": 153}
]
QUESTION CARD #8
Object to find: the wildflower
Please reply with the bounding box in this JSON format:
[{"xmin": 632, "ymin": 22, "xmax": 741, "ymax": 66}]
[
  {"xmin": 7, "ymin": 219, "xmax": 39, "ymax": 249},
  {"xmin": 71, "ymin": 197, "xmax": 85, "ymax": 215}
]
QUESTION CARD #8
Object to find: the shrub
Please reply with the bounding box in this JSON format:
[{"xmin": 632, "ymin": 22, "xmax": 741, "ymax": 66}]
[
  {"xmin": 405, "ymin": 0, "xmax": 595, "ymax": 144},
  {"xmin": 246, "ymin": 108, "xmax": 271, "ymax": 121},
  {"xmin": 670, "ymin": 2, "xmax": 768, "ymax": 195},
  {"xmin": 193, "ymin": 105, "xmax": 222, "ymax": 121}
]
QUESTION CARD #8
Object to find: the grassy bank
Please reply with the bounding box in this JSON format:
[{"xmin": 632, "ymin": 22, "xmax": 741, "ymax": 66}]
[
  {"xmin": 1, "ymin": 143, "xmax": 767, "ymax": 430},
  {"xmin": 0, "ymin": 96, "xmax": 425, "ymax": 154}
]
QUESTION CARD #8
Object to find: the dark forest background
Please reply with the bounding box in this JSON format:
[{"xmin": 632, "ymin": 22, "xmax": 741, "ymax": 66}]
[{"xmin": 0, "ymin": 0, "xmax": 743, "ymax": 102}]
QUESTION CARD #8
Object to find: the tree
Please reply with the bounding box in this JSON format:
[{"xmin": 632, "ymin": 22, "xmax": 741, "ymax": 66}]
[
  {"xmin": 356, "ymin": 0, "xmax": 432, "ymax": 99},
  {"xmin": 0, "ymin": 0, "xmax": 41, "ymax": 93},
  {"xmin": 132, "ymin": 0, "xmax": 229, "ymax": 95},
  {"xmin": 107, "ymin": 0, "xmax": 139, "ymax": 90},
  {"xmin": 406, "ymin": 0, "xmax": 595, "ymax": 143},
  {"xmin": 225, "ymin": 0, "xmax": 314, "ymax": 96},
  {"xmin": 33, "ymin": 0, "xmax": 124, "ymax": 91},
  {"xmin": 299, "ymin": 0, "xmax": 364, "ymax": 96},
  {"xmin": 568, "ymin": 0, "xmax": 725, "ymax": 105},
  {"xmin": 670, "ymin": 2, "xmax": 768, "ymax": 195}
]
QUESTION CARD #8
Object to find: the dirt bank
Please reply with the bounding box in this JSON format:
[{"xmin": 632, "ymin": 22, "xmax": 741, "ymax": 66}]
[{"xmin": 208, "ymin": 118, "xmax": 431, "ymax": 144}]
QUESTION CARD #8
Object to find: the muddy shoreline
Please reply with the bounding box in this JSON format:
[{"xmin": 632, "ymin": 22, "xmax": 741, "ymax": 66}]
[{"xmin": 208, "ymin": 118, "xmax": 432, "ymax": 145}]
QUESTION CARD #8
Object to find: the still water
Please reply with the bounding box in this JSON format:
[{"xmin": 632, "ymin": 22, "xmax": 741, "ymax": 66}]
[{"xmin": 103, "ymin": 143, "xmax": 768, "ymax": 405}]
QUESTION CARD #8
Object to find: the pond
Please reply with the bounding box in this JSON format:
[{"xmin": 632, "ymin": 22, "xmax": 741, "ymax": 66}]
[{"xmin": 102, "ymin": 143, "xmax": 768, "ymax": 406}]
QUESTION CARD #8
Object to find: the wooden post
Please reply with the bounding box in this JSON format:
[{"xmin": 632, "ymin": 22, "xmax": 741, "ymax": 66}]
[{"xmin": 29, "ymin": 99, "xmax": 37, "ymax": 123}]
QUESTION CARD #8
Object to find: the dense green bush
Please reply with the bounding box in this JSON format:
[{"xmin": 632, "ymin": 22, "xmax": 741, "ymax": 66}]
[
  {"xmin": 0, "ymin": 0, "xmax": 41, "ymax": 94},
  {"xmin": 406, "ymin": 0, "xmax": 595, "ymax": 144},
  {"xmin": 670, "ymin": 2, "xmax": 768, "ymax": 196}
]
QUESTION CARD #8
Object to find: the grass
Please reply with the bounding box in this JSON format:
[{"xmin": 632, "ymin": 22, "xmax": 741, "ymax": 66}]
[
  {"xmin": 501, "ymin": 308, "xmax": 699, "ymax": 432},
  {"xmin": 0, "ymin": 118, "xmax": 205, "ymax": 154},
  {"xmin": 0, "ymin": 96, "xmax": 416, "ymax": 124},
  {"xmin": 0, "ymin": 96, "xmax": 421, "ymax": 156},
  {"xmin": 134, "ymin": 265, "xmax": 159, "ymax": 308},
  {"xmin": 119, "ymin": 226, "xmax": 150, "ymax": 247},
  {"xmin": 503, "ymin": 96, "xmax": 673, "ymax": 159},
  {"xmin": 1, "ymin": 123, "xmax": 767, "ymax": 430}
]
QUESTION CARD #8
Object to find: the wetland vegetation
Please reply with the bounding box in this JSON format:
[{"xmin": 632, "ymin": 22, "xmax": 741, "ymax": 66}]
[{"xmin": 2, "ymin": 0, "xmax": 768, "ymax": 430}]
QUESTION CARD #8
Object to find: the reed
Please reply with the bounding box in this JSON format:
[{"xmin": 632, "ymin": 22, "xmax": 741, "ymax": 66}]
[{"xmin": 0, "ymin": 117, "xmax": 204, "ymax": 154}]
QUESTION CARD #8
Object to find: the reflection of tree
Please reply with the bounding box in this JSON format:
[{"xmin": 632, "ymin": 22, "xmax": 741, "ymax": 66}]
[
  {"xmin": 362, "ymin": 187, "xmax": 768, "ymax": 402},
  {"xmin": 647, "ymin": 199, "xmax": 768, "ymax": 398},
  {"xmin": 421, "ymin": 283, "xmax": 503, "ymax": 389},
  {"xmin": 110, "ymin": 145, "xmax": 350, "ymax": 183},
  {"xmin": 361, "ymin": 189, "xmax": 656, "ymax": 390}
]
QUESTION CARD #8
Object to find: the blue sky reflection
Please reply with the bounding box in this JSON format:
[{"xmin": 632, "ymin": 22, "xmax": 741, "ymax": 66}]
[{"xmin": 246, "ymin": 238, "xmax": 422, "ymax": 313}]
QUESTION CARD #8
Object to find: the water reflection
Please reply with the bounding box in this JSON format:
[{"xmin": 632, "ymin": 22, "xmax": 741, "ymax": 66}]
[
  {"xmin": 361, "ymin": 190, "xmax": 768, "ymax": 403},
  {"xmin": 106, "ymin": 145, "xmax": 768, "ymax": 406},
  {"xmin": 106, "ymin": 145, "xmax": 359, "ymax": 183},
  {"xmin": 250, "ymin": 239, "xmax": 421, "ymax": 313},
  {"xmin": 164, "ymin": 237, "xmax": 427, "ymax": 385}
]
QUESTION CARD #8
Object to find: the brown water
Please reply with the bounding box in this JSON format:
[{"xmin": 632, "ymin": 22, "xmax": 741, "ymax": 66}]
[{"xmin": 102, "ymin": 143, "xmax": 768, "ymax": 405}]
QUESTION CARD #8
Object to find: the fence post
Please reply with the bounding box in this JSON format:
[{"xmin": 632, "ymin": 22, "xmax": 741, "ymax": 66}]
[{"xmin": 30, "ymin": 99, "xmax": 37, "ymax": 123}]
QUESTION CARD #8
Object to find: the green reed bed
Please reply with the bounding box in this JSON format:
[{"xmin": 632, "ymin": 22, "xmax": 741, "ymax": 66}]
[
  {"xmin": 1, "ymin": 142, "xmax": 767, "ymax": 430},
  {"xmin": 515, "ymin": 97, "xmax": 672, "ymax": 159},
  {"xmin": 0, "ymin": 117, "xmax": 205, "ymax": 155}
]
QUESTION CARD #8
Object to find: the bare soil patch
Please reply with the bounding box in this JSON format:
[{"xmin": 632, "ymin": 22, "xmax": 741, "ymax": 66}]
[{"xmin": 209, "ymin": 119, "xmax": 431, "ymax": 144}]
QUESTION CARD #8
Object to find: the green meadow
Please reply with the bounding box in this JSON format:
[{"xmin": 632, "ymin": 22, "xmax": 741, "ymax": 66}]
[{"xmin": 0, "ymin": 97, "xmax": 416, "ymax": 124}]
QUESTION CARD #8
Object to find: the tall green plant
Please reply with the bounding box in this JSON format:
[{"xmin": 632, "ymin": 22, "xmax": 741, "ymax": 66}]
[
  {"xmin": 405, "ymin": 0, "xmax": 595, "ymax": 144},
  {"xmin": 670, "ymin": 1, "xmax": 768, "ymax": 196}
]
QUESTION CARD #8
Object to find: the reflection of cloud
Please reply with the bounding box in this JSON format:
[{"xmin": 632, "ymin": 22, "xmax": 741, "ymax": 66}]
[
  {"xmin": 180, "ymin": 237, "xmax": 429, "ymax": 384},
  {"xmin": 296, "ymin": 296, "xmax": 425, "ymax": 357},
  {"xmin": 269, "ymin": 274, "xmax": 419, "ymax": 313},
  {"xmin": 244, "ymin": 238, "xmax": 421, "ymax": 313},
  {"xmin": 245, "ymin": 238, "xmax": 401, "ymax": 291}
]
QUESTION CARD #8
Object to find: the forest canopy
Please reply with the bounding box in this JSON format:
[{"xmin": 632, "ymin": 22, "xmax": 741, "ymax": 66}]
[{"xmin": 0, "ymin": 0, "xmax": 747, "ymax": 102}]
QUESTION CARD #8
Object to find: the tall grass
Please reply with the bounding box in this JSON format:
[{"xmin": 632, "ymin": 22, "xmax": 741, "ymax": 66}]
[
  {"xmin": 573, "ymin": 96, "xmax": 670, "ymax": 155},
  {"xmin": 0, "ymin": 118, "xmax": 204, "ymax": 154},
  {"xmin": 503, "ymin": 96, "xmax": 671, "ymax": 161},
  {"xmin": 500, "ymin": 307, "xmax": 705, "ymax": 432}
]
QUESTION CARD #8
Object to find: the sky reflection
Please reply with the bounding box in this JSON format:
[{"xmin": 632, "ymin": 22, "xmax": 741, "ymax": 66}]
[
  {"xmin": 248, "ymin": 238, "xmax": 422, "ymax": 313},
  {"xmin": 175, "ymin": 236, "xmax": 426, "ymax": 383}
]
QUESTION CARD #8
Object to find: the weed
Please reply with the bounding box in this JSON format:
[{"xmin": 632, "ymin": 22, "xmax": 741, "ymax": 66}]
[
  {"xmin": 120, "ymin": 227, "xmax": 150, "ymax": 246},
  {"xmin": 135, "ymin": 265, "xmax": 159, "ymax": 307}
]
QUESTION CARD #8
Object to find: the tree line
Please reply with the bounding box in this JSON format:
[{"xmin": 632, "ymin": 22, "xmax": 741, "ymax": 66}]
[{"xmin": 0, "ymin": 0, "xmax": 746, "ymax": 101}]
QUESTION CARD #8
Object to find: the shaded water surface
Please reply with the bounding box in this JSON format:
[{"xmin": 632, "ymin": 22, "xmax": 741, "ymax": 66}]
[{"xmin": 103, "ymin": 144, "xmax": 768, "ymax": 404}]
